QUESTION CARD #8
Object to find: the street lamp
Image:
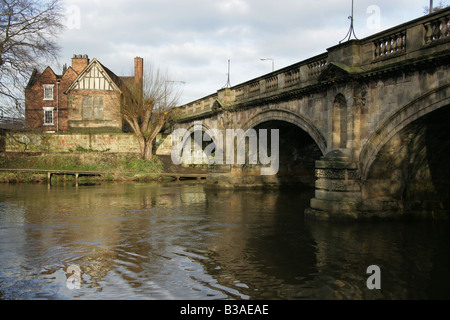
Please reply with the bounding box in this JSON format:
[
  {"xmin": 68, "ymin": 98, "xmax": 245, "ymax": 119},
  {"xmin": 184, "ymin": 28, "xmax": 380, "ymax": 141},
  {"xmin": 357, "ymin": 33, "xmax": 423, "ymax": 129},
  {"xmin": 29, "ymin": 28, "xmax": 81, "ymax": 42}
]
[{"xmin": 260, "ymin": 58, "xmax": 274, "ymax": 72}]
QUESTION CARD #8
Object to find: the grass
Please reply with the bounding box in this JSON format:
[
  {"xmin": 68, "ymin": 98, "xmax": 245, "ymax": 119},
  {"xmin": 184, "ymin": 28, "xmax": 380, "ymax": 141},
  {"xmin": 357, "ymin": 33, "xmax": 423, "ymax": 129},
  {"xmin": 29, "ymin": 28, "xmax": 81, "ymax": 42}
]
[
  {"xmin": 0, "ymin": 153, "xmax": 165, "ymax": 183},
  {"xmin": 0, "ymin": 171, "xmax": 47, "ymax": 183}
]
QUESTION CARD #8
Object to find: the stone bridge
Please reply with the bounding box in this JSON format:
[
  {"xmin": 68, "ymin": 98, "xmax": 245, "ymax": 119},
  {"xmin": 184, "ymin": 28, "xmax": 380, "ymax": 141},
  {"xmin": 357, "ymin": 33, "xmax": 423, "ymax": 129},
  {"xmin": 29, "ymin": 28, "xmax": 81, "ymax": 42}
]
[{"xmin": 169, "ymin": 9, "xmax": 450, "ymax": 220}]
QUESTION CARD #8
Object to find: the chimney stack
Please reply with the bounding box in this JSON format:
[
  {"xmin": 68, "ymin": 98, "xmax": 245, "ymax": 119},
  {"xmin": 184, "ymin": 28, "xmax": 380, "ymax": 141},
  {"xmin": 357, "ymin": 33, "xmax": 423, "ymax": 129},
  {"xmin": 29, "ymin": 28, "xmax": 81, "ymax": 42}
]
[
  {"xmin": 134, "ymin": 57, "xmax": 143, "ymax": 85},
  {"xmin": 72, "ymin": 54, "xmax": 90, "ymax": 74}
]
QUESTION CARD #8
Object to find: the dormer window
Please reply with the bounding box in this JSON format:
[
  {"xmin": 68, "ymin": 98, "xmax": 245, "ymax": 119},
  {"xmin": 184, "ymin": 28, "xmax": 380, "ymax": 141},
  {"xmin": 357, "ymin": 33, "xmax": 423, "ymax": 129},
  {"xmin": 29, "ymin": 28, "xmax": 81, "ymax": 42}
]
[{"xmin": 43, "ymin": 84, "xmax": 54, "ymax": 101}]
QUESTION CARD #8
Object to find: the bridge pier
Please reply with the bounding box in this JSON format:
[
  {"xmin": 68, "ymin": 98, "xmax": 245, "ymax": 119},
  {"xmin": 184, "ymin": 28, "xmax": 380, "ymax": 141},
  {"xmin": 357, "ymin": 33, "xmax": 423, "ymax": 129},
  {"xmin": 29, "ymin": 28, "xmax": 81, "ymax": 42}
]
[{"xmin": 305, "ymin": 150, "xmax": 363, "ymax": 220}]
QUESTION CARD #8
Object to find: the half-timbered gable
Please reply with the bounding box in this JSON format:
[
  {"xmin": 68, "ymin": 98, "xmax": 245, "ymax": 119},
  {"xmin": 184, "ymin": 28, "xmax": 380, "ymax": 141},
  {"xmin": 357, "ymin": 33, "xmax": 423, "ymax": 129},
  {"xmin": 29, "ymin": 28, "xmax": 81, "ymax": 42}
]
[
  {"xmin": 65, "ymin": 58, "xmax": 125, "ymax": 132},
  {"xmin": 66, "ymin": 59, "xmax": 122, "ymax": 93}
]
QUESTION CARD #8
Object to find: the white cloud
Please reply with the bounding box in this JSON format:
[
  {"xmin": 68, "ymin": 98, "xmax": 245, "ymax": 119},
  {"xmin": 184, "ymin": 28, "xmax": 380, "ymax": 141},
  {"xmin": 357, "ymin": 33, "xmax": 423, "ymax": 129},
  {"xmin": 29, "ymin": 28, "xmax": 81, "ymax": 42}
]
[
  {"xmin": 57, "ymin": 0, "xmax": 436, "ymax": 104},
  {"xmin": 218, "ymin": 0, "xmax": 250, "ymax": 13}
]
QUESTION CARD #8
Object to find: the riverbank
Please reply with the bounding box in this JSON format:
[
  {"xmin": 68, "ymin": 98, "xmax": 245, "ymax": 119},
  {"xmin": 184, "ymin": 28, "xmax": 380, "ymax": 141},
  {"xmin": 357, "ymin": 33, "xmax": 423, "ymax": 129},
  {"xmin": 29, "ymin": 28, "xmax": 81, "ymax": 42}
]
[{"xmin": 0, "ymin": 152, "xmax": 207, "ymax": 183}]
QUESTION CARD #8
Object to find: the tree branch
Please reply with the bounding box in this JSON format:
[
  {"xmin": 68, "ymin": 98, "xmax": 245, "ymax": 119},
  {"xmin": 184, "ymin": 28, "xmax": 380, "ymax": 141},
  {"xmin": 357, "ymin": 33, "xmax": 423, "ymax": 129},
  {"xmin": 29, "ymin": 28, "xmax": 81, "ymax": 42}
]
[
  {"xmin": 118, "ymin": 63, "xmax": 183, "ymax": 159},
  {"xmin": 1, "ymin": 0, "xmax": 64, "ymax": 116}
]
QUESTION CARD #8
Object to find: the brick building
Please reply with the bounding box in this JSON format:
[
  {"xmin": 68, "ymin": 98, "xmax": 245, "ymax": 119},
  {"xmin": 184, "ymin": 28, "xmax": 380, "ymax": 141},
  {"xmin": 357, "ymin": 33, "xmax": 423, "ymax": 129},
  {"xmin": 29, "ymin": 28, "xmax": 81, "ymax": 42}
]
[{"xmin": 25, "ymin": 55, "xmax": 143, "ymax": 133}]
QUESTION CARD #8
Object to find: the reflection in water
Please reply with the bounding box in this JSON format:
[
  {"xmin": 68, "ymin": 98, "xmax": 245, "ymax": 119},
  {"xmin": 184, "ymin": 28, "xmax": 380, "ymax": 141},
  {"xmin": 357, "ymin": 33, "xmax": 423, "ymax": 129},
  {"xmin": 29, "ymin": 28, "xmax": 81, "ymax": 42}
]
[{"xmin": 0, "ymin": 182, "xmax": 449, "ymax": 300}]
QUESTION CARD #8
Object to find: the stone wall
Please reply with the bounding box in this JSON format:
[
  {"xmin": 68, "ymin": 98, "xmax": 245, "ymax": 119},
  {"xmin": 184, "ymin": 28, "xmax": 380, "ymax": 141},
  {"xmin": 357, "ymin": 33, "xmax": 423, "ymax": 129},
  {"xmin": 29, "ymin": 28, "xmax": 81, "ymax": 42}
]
[
  {"xmin": 3, "ymin": 132, "xmax": 173, "ymax": 155},
  {"xmin": 68, "ymin": 90, "xmax": 123, "ymax": 131}
]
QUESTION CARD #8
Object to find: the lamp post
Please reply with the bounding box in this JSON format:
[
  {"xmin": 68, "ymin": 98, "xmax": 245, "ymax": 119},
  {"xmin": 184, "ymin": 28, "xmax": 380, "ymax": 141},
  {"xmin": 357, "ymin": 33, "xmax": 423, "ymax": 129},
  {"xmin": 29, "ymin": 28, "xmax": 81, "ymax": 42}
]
[{"xmin": 260, "ymin": 58, "xmax": 274, "ymax": 72}]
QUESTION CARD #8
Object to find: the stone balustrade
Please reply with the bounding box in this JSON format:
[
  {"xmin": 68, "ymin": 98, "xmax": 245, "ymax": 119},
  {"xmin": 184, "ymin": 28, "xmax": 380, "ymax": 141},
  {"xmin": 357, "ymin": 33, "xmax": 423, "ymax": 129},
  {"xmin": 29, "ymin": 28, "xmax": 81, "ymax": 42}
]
[
  {"xmin": 176, "ymin": 53, "xmax": 329, "ymax": 118},
  {"xmin": 248, "ymin": 81, "xmax": 260, "ymax": 96},
  {"xmin": 373, "ymin": 31, "xmax": 406, "ymax": 59},
  {"xmin": 175, "ymin": 8, "xmax": 450, "ymax": 120},
  {"xmin": 307, "ymin": 56, "xmax": 328, "ymax": 78},
  {"xmin": 177, "ymin": 94, "xmax": 217, "ymax": 117},
  {"xmin": 424, "ymin": 13, "xmax": 449, "ymax": 44},
  {"xmin": 284, "ymin": 68, "xmax": 300, "ymax": 87},
  {"xmin": 265, "ymin": 75, "xmax": 279, "ymax": 92}
]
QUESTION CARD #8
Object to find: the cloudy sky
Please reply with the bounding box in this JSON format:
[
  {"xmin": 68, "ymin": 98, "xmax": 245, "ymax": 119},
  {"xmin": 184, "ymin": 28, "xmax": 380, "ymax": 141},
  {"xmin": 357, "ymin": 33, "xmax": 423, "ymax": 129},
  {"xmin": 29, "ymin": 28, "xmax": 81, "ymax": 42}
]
[{"xmin": 55, "ymin": 0, "xmax": 448, "ymax": 105}]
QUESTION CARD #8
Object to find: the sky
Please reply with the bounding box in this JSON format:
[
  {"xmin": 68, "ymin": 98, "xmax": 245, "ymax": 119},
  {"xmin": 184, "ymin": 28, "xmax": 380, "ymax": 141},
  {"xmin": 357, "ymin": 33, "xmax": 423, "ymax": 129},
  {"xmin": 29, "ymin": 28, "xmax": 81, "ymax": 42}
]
[{"xmin": 54, "ymin": 0, "xmax": 448, "ymax": 105}]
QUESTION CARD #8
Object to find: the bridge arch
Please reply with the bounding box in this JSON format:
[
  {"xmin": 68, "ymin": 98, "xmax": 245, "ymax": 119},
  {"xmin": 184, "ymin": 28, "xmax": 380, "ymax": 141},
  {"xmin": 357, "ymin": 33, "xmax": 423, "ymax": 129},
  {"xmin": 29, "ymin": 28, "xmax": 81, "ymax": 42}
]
[
  {"xmin": 240, "ymin": 108, "xmax": 327, "ymax": 155},
  {"xmin": 172, "ymin": 121, "xmax": 220, "ymax": 165},
  {"xmin": 360, "ymin": 84, "xmax": 450, "ymax": 180},
  {"xmin": 229, "ymin": 108, "xmax": 325, "ymax": 187},
  {"xmin": 183, "ymin": 121, "xmax": 215, "ymax": 135}
]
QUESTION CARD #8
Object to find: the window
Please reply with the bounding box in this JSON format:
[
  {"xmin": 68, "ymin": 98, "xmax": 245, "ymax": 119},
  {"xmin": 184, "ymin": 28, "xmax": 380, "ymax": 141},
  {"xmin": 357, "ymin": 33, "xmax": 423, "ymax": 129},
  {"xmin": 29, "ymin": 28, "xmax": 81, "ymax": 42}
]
[
  {"xmin": 82, "ymin": 95, "xmax": 104, "ymax": 120},
  {"xmin": 43, "ymin": 84, "xmax": 54, "ymax": 101},
  {"xmin": 43, "ymin": 107, "xmax": 54, "ymax": 125}
]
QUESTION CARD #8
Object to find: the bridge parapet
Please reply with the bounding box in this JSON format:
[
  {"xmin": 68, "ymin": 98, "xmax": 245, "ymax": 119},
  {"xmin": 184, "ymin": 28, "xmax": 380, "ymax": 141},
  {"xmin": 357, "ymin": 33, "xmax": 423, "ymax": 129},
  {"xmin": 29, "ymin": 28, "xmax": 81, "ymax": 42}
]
[
  {"xmin": 176, "ymin": 51, "xmax": 330, "ymax": 119},
  {"xmin": 177, "ymin": 93, "xmax": 218, "ymax": 118},
  {"xmin": 365, "ymin": 8, "xmax": 449, "ymax": 64},
  {"xmin": 424, "ymin": 11, "xmax": 449, "ymax": 45},
  {"xmin": 372, "ymin": 30, "xmax": 406, "ymax": 60},
  {"xmin": 175, "ymin": 8, "xmax": 449, "ymax": 121}
]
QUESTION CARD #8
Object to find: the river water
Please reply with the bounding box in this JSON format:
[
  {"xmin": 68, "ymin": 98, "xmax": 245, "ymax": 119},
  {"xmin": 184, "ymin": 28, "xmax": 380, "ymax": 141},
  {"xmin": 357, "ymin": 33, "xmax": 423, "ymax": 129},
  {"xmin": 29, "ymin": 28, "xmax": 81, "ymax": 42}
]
[{"xmin": 0, "ymin": 181, "xmax": 449, "ymax": 300}]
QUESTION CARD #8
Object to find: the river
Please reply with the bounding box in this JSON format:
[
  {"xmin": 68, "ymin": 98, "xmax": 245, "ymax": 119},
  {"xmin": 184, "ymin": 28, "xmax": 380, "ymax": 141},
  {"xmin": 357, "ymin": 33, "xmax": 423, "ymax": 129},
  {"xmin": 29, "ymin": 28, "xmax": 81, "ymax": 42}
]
[{"xmin": 0, "ymin": 181, "xmax": 449, "ymax": 300}]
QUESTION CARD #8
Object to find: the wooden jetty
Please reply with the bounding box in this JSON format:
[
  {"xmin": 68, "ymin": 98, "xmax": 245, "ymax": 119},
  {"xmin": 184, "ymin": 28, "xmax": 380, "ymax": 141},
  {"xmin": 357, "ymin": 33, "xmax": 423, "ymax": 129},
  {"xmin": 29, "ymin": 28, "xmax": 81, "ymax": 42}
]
[{"xmin": 0, "ymin": 168, "xmax": 208, "ymax": 184}]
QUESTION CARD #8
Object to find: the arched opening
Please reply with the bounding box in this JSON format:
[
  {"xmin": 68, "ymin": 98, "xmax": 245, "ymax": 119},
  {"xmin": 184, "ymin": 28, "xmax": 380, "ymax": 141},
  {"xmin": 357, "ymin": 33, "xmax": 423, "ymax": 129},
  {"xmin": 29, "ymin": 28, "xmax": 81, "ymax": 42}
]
[
  {"xmin": 181, "ymin": 129, "xmax": 216, "ymax": 167},
  {"xmin": 332, "ymin": 94, "xmax": 347, "ymax": 149},
  {"xmin": 168, "ymin": 124, "xmax": 219, "ymax": 178},
  {"xmin": 248, "ymin": 120, "xmax": 323, "ymax": 188},
  {"xmin": 363, "ymin": 104, "xmax": 450, "ymax": 219}
]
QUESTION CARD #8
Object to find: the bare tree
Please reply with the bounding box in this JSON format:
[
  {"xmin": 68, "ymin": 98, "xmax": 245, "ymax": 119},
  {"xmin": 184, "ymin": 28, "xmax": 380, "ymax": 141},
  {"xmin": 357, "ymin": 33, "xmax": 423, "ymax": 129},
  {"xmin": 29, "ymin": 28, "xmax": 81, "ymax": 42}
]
[
  {"xmin": 423, "ymin": 1, "xmax": 449, "ymax": 14},
  {"xmin": 120, "ymin": 65, "xmax": 183, "ymax": 160},
  {"xmin": 0, "ymin": 0, "xmax": 64, "ymax": 118}
]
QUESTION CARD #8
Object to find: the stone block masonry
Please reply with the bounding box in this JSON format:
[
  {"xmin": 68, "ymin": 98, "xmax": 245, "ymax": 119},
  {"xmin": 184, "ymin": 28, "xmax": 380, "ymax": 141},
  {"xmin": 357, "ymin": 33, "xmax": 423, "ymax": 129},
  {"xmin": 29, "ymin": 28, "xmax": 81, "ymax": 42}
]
[{"xmin": 4, "ymin": 133, "xmax": 172, "ymax": 155}]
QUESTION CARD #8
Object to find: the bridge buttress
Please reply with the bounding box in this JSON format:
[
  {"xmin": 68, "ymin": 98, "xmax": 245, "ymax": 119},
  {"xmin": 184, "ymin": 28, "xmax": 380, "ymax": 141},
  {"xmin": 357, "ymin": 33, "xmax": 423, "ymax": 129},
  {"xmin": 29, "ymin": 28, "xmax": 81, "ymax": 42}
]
[{"xmin": 305, "ymin": 150, "xmax": 362, "ymax": 220}]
